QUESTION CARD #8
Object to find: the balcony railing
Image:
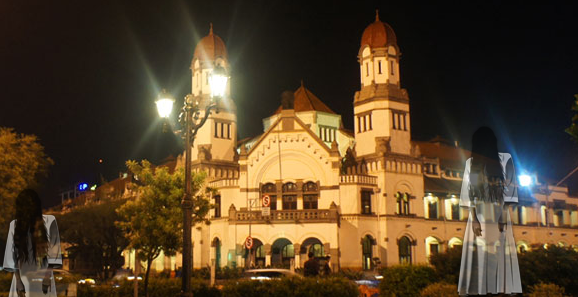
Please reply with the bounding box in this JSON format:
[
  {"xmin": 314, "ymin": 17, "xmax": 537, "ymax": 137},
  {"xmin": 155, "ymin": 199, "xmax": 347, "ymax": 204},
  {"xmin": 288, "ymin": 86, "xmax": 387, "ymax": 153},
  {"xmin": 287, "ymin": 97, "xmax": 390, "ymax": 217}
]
[
  {"xmin": 229, "ymin": 208, "xmax": 339, "ymax": 224},
  {"xmin": 208, "ymin": 178, "xmax": 239, "ymax": 188},
  {"xmin": 340, "ymin": 174, "xmax": 378, "ymax": 186}
]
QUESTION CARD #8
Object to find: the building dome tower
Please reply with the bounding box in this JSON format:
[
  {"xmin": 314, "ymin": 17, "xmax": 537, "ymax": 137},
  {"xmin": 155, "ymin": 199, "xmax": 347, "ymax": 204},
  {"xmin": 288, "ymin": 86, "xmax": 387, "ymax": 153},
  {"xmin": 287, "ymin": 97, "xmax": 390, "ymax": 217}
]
[
  {"xmin": 189, "ymin": 24, "xmax": 237, "ymax": 164},
  {"xmin": 354, "ymin": 11, "xmax": 411, "ymax": 156}
]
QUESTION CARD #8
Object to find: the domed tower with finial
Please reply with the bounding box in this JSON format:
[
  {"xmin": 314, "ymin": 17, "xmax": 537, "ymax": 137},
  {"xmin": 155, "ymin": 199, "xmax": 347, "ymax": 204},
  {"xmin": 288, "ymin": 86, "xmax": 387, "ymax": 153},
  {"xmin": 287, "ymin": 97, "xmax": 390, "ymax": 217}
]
[
  {"xmin": 190, "ymin": 23, "xmax": 237, "ymax": 164},
  {"xmin": 354, "ymin": 10, "xmax": 412, "ymax": 157}
]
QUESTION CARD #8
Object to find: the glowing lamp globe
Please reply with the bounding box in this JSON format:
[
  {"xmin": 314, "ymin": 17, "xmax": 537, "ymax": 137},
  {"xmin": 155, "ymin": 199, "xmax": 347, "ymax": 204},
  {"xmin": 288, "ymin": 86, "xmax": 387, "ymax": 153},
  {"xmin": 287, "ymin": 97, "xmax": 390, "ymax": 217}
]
[
  {"xmin": 209, "ymin": 65, "xmax": 228, "ymax": 99},
  {"xmin": 156, "ymin": 89, "xmax": 174, "ymax": 118},
  {"xmin": 518, "ymin": 174, "xmax": 533, "ymax": 187}
]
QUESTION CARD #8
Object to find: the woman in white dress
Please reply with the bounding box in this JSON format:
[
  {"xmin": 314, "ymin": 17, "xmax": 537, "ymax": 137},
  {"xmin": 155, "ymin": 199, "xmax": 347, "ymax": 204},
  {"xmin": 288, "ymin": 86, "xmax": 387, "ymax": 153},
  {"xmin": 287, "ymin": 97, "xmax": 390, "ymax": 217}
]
[
  {"xmin": 458, "ymin": 127, "xmax": 522, "ymax": 296},
  {"xmin": 3, "ymin": 189, "xmax": 62, "ymax": 297}
]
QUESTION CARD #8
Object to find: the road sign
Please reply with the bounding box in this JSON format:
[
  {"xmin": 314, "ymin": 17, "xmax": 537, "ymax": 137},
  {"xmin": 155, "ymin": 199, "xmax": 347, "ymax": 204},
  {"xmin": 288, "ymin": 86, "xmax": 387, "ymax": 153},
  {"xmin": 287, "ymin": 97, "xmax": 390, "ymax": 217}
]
[
  {"xmin": 262, "ymin": 195, "xmax": 271, "ymax": 207},
  {"xmin": 261, "ymin": 207, "xmax": 270, "ymax": 216},
  {"xmin": 245, "ymin": 236, "xmax": 254, "ymax": 249}
]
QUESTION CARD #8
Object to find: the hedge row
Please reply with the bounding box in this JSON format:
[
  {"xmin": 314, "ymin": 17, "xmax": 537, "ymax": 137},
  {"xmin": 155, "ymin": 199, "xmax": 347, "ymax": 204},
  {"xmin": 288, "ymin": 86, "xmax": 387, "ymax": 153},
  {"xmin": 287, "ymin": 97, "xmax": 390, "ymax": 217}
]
[{"xmin": 77, "ymin": 276, "xmax": 358, "ymax": 297}]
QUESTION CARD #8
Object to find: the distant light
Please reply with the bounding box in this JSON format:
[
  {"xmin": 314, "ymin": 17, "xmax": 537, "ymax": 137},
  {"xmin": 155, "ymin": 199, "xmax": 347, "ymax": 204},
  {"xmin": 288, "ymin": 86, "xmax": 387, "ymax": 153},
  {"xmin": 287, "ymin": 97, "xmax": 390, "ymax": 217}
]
[
  {"xmin": 90, "ymin": 184, "xmax": 97, "ymax": 191},
  {"xmin": 156, "ymin": 89, "xmax": 174, "ymax": 118},
  {"xmin": 99, "ymin": 159, "xmax": 103, "ymax": 163},
  {"xmin": 519, "ymin": 175, "xmax": 533, "ymax": 187},
  {"xmin": 78, "ymin": 183, "xmax": 88, "ymax": 191}
]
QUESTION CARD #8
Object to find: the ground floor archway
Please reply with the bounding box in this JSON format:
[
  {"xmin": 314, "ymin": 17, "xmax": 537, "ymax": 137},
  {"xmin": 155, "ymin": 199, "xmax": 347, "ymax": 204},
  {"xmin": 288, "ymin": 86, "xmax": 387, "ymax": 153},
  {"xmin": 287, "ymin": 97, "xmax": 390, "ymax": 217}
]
[
  {"xmin": 244, "ymin": 238, "xmax": 265, "ymax": 268},
  {"xmin": 271, "ymin": 238, "xmax": 294, "ymax": 268}
]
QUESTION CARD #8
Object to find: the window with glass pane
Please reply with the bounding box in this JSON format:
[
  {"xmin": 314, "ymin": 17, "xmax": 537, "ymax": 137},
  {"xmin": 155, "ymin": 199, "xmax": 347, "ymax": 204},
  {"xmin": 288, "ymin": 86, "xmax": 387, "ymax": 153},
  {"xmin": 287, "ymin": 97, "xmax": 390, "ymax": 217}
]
[
  {"xmin": 428, "ymin": 200, "xmax": 438, "ymax": 219},
  {"xmin": 282, "ymin": 244, "xmax": 294, "ymax": 258},
  {"xmin": 282, "ymin": 183, "xmax": 297, "ymax": 210},
  {"xmin": 214, "ymin": 195, "xmax": 221, "ymax": 218},
  {"xmin": 361, "ymin": 190, "xmax": 372, "ymax": 214},
  {"xmin": 261, "ymin": 183, "xmax": 277, "ymax": 210},
  {"xmin": 398, "ymin": 236, "xmax": 412, "ymax": 264},
  {"xmin": 451, "ymin": 203, "xmax": 460, "ymax": 220},
  {"xmin": 303, "ymin": 182, "xmax": 318, "ymax": 209},
  {"xmin": 429, "ymin": 243, "xmax": 439, "ymax": 255},
  {"xmin": 396, "ymin": 192, "xmax": 410, "ymax": 215}
]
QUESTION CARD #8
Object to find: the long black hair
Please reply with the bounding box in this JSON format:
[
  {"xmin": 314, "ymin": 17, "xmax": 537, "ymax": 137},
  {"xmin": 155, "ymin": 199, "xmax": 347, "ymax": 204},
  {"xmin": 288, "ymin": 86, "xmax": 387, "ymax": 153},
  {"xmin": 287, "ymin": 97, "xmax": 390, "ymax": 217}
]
[
  {"xmin": 13, "ymin": 189, "xmax": 49, "ymax": 265},
  {"xmin": 468, "ymin": 127, "xmax": 505, "ymax": 203}
]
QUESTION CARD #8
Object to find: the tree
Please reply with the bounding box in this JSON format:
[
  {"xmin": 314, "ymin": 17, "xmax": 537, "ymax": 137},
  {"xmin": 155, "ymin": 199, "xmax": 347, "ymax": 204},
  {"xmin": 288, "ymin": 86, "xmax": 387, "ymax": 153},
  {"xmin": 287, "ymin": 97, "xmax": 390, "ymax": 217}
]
[
  {"xmin": 565, "ymin": 94, "xmax": 578, "ymax": 142},
  {"xmin": 0, "ymin": 127, "xmax": 53, "ymax": 263},
  {"xmin": 56, "ymin": 199, "xmax": 129, "ymax": 279},
  {"xmin": 518, "ymin": 245, "xmax": 578, "ymax": 295},
  {"xmin": 429, "ymin": 246, "xmax": 462, "ymax": 284},
  {"xmin": 116, "ymin": 160, "xmax": 212, "ymax": 297}
]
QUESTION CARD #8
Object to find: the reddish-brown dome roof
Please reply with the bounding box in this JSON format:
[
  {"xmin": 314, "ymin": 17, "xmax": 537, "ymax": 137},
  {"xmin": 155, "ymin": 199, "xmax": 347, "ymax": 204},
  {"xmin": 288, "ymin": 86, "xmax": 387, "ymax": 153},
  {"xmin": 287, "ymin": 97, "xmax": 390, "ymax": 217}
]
[
  {"xmin": 193, "ymin": 24, "xmax": 228, "ymax": 62},
  {"xmin": 274, "ymin": 81, "xmax": 335, "ymax": 115},
  {"xmin": 361, "ymin": 11, "xmax": 397, "ymax": 48}
]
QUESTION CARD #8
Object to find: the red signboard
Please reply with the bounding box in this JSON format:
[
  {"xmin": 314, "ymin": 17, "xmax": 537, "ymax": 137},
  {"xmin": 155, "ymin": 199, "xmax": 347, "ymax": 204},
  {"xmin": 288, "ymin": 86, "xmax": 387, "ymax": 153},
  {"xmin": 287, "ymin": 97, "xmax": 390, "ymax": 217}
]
[
  {"xmin": 262, "ymin": 194, "xmax": 271, "ymax": 207},
  {"xmin": 245, "ymin": 236, "xmax": 254, "ymax": 249}
]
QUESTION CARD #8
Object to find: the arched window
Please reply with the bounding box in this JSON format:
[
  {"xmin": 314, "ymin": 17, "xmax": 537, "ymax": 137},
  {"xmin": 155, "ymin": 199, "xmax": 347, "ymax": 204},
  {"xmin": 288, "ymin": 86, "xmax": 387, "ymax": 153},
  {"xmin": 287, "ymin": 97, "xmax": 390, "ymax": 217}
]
[
  {"xmin": 396, "ymin": 192, "xmax": 410, "ymax": 215},
  {"xmin": 448, "ymin": 237, "xmax": 463, "ymax": 249},
  {"xmin": 361, "ymin": 235, "xmax": 375, "ymax": 270},
  {"xmin": 282, "ymin": 182, "xmax": 297, "ymax": 210},
  {"xmin": 398, "ymin": 236, "xmax": 412, "ymax": 264},
  {"xmin": 303, "ymin": 182, "xmax": 318, "ymax": 210},
  {"xmin": 425, "ymin": 236, "xmax": 440, "ymax": 261},
  {"xmin": 261, "ymin": 183, "xmax": 277, "ymax": 210},
  {"xmin": 516, "ymin": 241, "xmax": 529, "ymax": 253},
  {"xmin": 212, "ymin": 238, "xmax": 222, "ymax": 269}
]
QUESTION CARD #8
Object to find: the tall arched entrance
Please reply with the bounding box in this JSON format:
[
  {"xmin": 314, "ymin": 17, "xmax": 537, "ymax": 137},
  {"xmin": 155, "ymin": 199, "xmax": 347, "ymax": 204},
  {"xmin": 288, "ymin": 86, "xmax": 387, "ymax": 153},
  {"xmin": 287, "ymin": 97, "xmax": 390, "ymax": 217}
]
[
  {"xmin": 212, "ymin": 238, "xmax": 222, "ymax": 269},
  {"xmin": 245, "ymin": 238, "xmax": 265, "ymax": 268},
  {"xmin": 271, "ymin": 238, "xmax": 294, "ymax": 268},
  {"xmin": 300, "ymin": 237, "xmax": 324, "ymax": 267}
]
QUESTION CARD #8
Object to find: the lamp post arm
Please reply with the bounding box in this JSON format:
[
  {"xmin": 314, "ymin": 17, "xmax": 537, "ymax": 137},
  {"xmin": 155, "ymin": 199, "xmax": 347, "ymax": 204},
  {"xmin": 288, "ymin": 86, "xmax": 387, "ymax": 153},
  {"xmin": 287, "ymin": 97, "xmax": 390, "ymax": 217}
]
[{"xmin": 188, "ymin": 102, "xmax": 219, "ymax": 146}]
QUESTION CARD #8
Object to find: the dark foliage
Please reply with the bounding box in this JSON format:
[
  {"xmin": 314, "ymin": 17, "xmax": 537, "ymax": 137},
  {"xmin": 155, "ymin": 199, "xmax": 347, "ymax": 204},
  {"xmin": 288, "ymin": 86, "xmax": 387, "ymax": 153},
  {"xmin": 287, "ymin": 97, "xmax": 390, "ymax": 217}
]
[{"xmin": 379, "ymin": 265, "xmax": 438, "ymax": 297}]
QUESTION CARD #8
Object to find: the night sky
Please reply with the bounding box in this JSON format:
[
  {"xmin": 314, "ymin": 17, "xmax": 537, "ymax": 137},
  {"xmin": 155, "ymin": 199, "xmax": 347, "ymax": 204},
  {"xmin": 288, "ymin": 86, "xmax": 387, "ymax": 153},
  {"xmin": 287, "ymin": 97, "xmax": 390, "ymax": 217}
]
[{"xmin": 1, "ymin": 2, "xmax": 577, "ymax": 207}]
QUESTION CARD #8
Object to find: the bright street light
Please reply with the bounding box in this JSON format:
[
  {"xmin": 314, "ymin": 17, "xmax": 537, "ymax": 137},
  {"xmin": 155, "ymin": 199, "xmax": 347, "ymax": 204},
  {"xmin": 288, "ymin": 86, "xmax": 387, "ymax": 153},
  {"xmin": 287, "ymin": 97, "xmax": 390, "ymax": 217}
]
[
  {"xmin": 518, "ymin": 174, "xmax": 533, "ymax": 187},
  {"xmin": 155, "ymin": 89, "xmax": 174, "ymax": 118},
  {"xmin": 209, "ymin": 65, "xmax": 228, "ymax": 99},
  {"xmin": 155, "ymin": 62, "xmax": 227, "ymax": 296}
]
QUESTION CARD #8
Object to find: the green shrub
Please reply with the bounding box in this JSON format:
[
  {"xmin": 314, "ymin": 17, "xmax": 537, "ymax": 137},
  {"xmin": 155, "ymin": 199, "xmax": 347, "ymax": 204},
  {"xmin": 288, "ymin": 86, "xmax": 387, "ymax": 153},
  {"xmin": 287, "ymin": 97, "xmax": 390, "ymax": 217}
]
[
  {"xmin": 528, "ymin": 283, "xmax": 566, "ymax": 297},
  {"xmin": 216, "ymin": 266, "xmax": 243, "ymax": 279},
  {"xmin": 379, "ymin": 265, "xmax": 438, "ymax": 297},
  {"xmin": 420, "ymin": 282, "xmax": 458, "ymax": 297},
  {"xmin": 429, "ymin": 246, "xmax": 462, "ymax": 284},
  {"xmin": 191, "ymin": 267, "xmax": 210, "ymax": 279},
  {"xmin": 77, "ymin": 277, "xmax": 219, "ymax": 297},
  {"xmin": 221, "ymin": 276, "xmax": 358, "ymax": 297},
  {"xmin": 519, "ymin": 245, "xmax": 578, "ymax": 295}
]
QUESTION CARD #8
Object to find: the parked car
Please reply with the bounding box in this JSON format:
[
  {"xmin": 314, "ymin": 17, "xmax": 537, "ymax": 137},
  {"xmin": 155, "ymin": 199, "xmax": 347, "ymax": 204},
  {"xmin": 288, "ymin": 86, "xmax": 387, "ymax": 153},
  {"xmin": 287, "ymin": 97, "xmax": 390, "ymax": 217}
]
[
  {"xmin": 29, "ymin": 269, "xmax": 78, "ymax": 296},
  {"xmin": 242, "ymin": 269, "xmax": 301, "ymax": 280}
]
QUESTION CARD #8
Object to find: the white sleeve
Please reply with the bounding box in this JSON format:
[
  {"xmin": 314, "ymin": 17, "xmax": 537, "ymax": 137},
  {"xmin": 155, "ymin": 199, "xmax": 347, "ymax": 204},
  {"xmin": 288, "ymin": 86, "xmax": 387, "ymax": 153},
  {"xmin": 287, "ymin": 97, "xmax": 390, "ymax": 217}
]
[
  {"xmin": 2, "ymin": 220, "xmax": 16, "ymax": 272},
  {"xmin": 47, "ymin": 216, "xmax": 62, "ymax": 268},
  {"xmin": 502, "ymin": 153, "xmax": 518, "ymax": 204},
  {"xmin": 460, "ymin": 158, "xmax": 473, "ymax": 208}
]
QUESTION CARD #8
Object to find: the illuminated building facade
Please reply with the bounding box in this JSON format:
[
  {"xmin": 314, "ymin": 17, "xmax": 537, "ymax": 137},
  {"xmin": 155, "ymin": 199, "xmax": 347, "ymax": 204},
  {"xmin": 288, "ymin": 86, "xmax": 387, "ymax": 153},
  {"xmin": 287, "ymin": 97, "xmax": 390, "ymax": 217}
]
[{"xmin": 123, "ymin": 14, "xmax": 578, "ymax": 271}]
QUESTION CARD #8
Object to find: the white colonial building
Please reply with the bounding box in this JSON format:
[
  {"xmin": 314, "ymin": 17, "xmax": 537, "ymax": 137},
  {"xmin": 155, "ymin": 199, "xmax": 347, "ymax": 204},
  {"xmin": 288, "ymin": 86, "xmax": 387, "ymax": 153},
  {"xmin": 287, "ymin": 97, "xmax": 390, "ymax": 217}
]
[{"xmin": 119, "ymin": 14, "xmax": 578, "ymax": 272}]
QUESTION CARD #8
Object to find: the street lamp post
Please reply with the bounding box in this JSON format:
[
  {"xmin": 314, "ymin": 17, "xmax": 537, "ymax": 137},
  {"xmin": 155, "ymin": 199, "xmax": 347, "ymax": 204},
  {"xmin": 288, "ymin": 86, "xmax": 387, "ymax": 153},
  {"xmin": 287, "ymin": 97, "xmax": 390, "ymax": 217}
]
[{"xmin": 156, "ymin": 65, "xmax": 228, "ymax": 296}]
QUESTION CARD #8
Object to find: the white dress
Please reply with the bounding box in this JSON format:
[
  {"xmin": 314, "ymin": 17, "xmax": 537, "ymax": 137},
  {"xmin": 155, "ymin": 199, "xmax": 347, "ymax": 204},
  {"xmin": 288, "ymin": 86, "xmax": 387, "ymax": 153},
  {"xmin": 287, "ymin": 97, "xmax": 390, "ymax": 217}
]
[
  {"xmin": 458, "ymin": 153, "xmax": 522, "ymax": 295},
  {"xmin": 3, "ymin": 215, "xmax": 62, "ymax": 297}
]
